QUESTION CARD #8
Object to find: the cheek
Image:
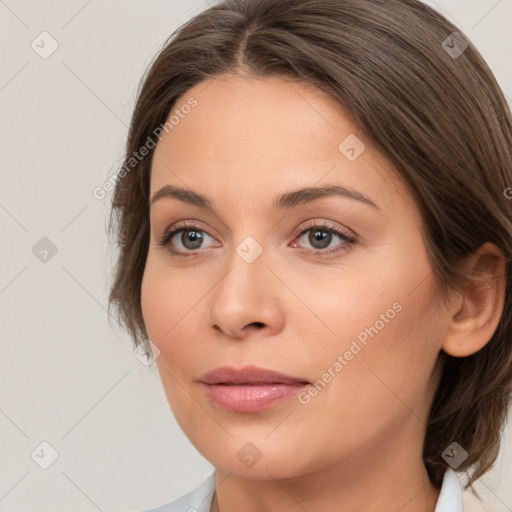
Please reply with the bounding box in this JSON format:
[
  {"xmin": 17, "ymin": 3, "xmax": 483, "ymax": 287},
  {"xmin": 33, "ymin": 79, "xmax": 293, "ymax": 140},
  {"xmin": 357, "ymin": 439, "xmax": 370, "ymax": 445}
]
[
  {"xmin": 141, "ymin": 259, "xmax": 168, "ymax": 343},
  {"xmin": 273, "ymin": 271, "xmax": 442, "ymax": 466},
  {"xmin": 141, "ymin": 257, "xmax": 207, "ymax": 424},
  {"xmin": 297, "ymin": 252, "xmax": 442, "ymax": 412},
  {"xmin": 140, "ymin": 255, "xmax": 199, "ymax": 357}
]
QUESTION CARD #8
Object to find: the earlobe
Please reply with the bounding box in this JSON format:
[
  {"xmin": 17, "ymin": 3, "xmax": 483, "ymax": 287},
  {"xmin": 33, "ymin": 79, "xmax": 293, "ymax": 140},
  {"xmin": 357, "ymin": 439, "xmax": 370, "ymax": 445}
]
[{"xmin": 442, "ymin": 242, "xmax": 506, "ymax": 358}]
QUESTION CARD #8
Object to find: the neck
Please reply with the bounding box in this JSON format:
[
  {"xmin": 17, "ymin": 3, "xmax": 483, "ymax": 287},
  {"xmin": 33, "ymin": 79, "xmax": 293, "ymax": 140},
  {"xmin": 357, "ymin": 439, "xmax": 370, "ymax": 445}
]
[
  {"xmin": 213, "ymin": 465, "xmax": 439, "ymax": 512},
  {"xmin": 211, "ymin": 425, "xmax": 441, "ymax": 512}
]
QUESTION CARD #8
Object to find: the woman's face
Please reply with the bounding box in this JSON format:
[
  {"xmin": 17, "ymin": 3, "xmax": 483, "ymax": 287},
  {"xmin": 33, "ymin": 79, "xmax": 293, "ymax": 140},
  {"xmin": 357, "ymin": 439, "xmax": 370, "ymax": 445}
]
[{"xmin": 141, "ymin": 74, "xmax": 449, "ymax": 479}]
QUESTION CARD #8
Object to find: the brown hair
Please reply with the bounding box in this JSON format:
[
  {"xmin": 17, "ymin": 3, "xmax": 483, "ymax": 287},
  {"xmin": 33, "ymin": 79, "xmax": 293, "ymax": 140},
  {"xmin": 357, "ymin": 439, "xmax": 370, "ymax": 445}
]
[{"xmin": 107, "ymin": 0, "xmax": 512, "ymax": 492}]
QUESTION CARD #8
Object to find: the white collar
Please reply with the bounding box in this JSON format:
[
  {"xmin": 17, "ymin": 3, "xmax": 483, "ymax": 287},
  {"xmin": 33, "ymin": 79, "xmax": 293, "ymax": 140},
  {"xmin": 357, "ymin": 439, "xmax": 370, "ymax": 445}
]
[
  {"xmin": 435, "ymin": 468, "xmax": 463, "ymax": 512},
  {"xmin": 147, "ymin": 468, "xmax": 463, "ymax": 511}
]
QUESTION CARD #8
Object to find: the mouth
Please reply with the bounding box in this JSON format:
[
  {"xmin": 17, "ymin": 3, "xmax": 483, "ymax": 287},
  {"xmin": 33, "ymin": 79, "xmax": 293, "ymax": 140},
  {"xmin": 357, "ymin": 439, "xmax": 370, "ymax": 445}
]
[{"xmin": 198, "ymin": 365, "xmax": 310, "ymax": 412}]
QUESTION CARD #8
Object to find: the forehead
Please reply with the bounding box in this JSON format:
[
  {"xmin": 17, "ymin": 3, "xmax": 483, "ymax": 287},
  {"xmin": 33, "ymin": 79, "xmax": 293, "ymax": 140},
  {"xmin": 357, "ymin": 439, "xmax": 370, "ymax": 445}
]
[
  {"xmin": 149, "ymin": 74, "xmax": 411, "ymax": 218},
  {"xmin": 154, "ymin": 74, "xmax": 364, "ymax": 163}
]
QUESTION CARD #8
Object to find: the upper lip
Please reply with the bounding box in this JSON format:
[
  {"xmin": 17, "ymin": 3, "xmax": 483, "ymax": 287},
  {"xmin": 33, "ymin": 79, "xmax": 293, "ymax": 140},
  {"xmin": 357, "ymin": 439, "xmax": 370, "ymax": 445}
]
[{"xmin": 199, "ymin": 365, "xmax": 310, "ymax": 385}]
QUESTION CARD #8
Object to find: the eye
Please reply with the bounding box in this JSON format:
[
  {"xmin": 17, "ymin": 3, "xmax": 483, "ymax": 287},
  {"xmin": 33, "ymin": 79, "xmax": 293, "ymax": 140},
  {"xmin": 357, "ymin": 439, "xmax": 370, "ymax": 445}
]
[
  {"xmin": 290, "ymin": 220, "xmax": 356, "ymax": 256},
  {"xmin": 157, "ymin": 221, "xmax": 218, "ymax": 257},
  {"xmin": 157, "ymin": 219, "xmax": 357, "ymax": 258}
]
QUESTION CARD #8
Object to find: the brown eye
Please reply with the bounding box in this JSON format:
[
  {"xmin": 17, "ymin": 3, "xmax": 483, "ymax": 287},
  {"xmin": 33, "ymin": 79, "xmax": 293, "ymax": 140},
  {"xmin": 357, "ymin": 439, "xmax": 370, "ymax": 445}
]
[{"xmin": 306, "ymin": 228, "xmax": 334, "ymax": 250}]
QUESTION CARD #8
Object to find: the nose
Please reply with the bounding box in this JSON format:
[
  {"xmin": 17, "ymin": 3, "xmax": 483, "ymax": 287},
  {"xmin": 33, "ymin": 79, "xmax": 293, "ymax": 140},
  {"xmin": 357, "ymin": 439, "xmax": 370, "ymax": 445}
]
[{"xmin": 209, "ymin": 244, "xmax": 285, "ymax": 340}]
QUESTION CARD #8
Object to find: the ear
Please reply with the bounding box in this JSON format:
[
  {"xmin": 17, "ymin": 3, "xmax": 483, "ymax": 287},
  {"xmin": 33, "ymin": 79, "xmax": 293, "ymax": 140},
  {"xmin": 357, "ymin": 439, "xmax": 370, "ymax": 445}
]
[{"xmin": 442, "ymin": 242, "xmax": 506, "ymax": 357}]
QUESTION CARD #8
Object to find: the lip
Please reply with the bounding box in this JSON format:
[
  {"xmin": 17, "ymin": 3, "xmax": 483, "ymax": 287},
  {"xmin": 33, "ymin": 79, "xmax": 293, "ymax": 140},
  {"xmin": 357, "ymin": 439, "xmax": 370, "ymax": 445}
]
[
  {"xmin": 199, "ymin": 365, "xmax": 309, "ymax": 385},
  {"xmin": 198, "ymin": 365, "xmax": 310, "ymax": 412}
]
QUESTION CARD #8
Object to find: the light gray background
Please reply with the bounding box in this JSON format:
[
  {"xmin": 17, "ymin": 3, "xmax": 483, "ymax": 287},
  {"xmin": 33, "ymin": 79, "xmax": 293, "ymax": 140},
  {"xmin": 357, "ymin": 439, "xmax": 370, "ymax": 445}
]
[{"xmin": 0, "ymin": 1, "xmax": 511, "ymax": 511}]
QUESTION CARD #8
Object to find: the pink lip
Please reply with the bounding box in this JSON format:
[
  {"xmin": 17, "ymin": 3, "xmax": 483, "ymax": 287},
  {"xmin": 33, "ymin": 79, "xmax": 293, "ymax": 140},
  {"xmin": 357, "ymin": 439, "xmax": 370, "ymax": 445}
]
[{"xmin": 198, "ymin": 365, "xmax": 310, "ymax": 412}]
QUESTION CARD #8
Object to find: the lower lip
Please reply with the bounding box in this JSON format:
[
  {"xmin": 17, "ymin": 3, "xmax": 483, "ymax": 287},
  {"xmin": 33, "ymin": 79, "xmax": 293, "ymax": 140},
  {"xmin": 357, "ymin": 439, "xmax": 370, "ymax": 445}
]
[{"xmin": 201, "ymin": 382, "xmax": 308, "ymax": 412}]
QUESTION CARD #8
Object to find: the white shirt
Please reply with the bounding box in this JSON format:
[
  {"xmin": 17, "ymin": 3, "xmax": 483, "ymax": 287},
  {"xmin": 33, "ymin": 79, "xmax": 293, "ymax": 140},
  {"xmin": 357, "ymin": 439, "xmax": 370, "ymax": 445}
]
[{"xmin": 141, "ymin": 468, "xmax": 486, "ymax": 511}]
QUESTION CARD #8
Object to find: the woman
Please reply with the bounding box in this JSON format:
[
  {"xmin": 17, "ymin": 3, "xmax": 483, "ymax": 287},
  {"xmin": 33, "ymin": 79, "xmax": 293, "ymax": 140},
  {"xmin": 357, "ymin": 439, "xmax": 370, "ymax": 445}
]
[{"xmin": 107, "ymin": 0, "xmax": 512, "ymax": 510}]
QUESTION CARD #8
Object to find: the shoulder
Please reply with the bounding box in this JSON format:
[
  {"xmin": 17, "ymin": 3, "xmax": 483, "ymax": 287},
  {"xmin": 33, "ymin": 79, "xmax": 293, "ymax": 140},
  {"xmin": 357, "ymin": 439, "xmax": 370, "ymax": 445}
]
[{"xmin": 139, "ymin": 473, "xmax": 216, "ymax": 512}]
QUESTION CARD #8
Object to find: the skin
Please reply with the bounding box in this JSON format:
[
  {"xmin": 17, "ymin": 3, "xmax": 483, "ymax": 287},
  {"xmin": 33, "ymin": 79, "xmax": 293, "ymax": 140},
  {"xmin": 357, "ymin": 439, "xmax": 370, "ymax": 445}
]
[{"xmin": 141, "ymin": 73, "xmax": 506, "ymax": 512}]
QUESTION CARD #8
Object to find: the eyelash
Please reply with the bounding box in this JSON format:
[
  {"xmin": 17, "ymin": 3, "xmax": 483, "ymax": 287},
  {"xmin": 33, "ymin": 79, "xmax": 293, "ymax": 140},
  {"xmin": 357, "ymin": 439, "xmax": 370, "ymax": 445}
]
[{"xmin": 156, "ymin": 220, "xmax": 357, "ymax": 258}]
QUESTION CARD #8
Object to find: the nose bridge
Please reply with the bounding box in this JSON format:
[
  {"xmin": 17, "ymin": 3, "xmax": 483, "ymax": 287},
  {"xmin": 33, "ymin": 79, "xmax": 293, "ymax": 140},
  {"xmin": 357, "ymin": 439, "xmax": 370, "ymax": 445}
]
[
  {"xmin": 208, "ymin": 231, "xmax": 284, "ymax": 337},
  {"xmin": 215, "ymin": 232, "xmax": 268, "ymax": 308}
]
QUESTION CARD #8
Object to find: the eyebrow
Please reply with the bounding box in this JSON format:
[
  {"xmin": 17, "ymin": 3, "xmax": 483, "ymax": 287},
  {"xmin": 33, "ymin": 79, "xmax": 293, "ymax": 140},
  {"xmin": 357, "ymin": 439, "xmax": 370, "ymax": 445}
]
[{"xmin": 150, "ymin": 184, "xmax": 380, "ymax": 211}]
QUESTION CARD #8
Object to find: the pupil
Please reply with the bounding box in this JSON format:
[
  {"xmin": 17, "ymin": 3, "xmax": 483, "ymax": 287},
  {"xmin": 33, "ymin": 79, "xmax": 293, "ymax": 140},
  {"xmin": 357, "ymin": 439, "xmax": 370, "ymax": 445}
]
[
  {"xmin": 310, "ymin": 229, "xmax": 331, "ymax": 249},
  {"xmin": 183, "ymin": 229, "xmax": 203, "ymax": 249}
]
